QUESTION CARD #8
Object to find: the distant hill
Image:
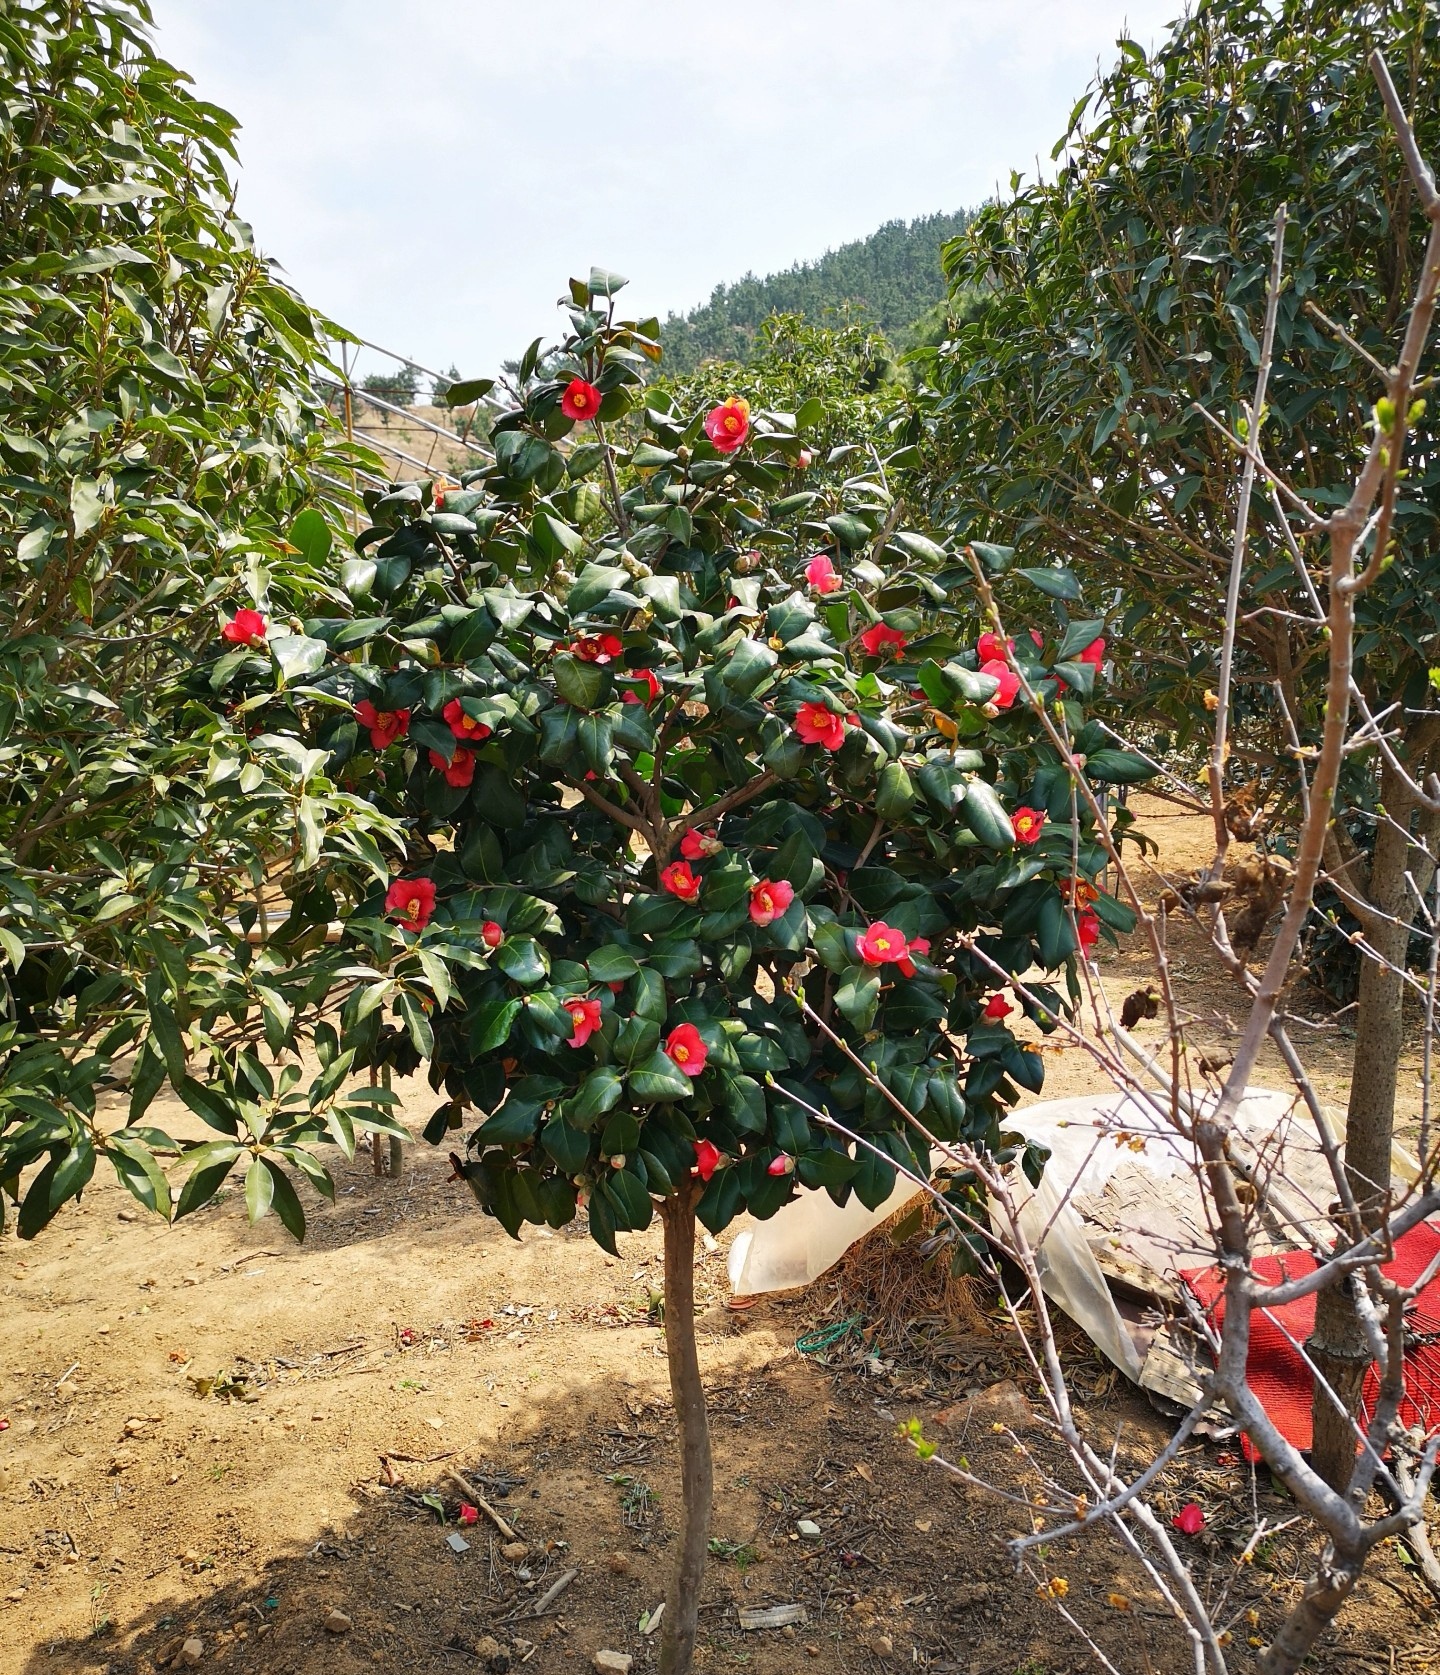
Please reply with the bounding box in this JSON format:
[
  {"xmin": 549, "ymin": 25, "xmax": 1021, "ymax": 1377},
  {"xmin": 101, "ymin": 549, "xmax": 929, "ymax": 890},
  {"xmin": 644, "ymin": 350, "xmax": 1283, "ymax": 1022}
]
[{"xmin": 659, "ymin": 210, "xmax": 970, "ymax": 372}]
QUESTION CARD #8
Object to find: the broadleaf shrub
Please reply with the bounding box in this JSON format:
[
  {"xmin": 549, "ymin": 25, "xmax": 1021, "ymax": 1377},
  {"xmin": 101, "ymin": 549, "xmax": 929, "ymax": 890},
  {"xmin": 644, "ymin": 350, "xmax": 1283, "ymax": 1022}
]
[{"xmin": 219, "ymin": 274, "xmax": 1148, "ymax": 1244}]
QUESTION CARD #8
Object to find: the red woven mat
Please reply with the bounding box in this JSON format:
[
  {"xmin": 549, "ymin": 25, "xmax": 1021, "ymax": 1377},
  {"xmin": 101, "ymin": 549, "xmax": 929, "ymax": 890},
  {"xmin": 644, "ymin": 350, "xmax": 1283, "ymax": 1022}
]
[{"xmin": 1182, "ymin": 1221, "xmax": 1440, "ymax": 1459}]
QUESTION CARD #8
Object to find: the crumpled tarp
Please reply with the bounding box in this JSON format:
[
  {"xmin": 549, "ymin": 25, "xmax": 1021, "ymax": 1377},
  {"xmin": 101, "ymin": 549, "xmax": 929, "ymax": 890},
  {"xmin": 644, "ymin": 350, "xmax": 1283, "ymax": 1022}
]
[{"xmin": 729, "ymin": 1081, "xmax": 1425, "ymax": 1431}]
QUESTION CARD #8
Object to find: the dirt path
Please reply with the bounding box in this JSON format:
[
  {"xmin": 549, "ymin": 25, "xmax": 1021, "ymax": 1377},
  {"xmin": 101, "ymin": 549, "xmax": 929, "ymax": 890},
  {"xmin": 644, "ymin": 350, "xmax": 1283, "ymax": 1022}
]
[{"xmin": 3, "ymin": 799, "xmax": 1437, "ymax": 1675}]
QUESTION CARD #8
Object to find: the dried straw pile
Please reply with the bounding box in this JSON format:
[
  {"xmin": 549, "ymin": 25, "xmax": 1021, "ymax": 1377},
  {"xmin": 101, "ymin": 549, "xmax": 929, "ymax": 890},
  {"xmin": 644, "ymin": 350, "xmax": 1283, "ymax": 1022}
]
[{"xmin": 806, "ymin": 1196, "xmax": 994, "ymax": 1376}]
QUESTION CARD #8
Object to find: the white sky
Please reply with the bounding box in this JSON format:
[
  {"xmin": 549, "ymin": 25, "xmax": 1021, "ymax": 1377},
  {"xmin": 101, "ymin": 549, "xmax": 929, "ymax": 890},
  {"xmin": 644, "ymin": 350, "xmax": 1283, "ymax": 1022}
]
[{"xmin": 149, "ymin": 0, "xmax": 1181, "ymax": 382}]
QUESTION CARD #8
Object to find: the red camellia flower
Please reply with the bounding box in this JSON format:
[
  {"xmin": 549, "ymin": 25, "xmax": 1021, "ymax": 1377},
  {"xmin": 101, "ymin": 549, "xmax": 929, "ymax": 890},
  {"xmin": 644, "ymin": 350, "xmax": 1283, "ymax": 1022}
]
[
  {"xmin": 767, "ymin": 1153, "xmax": 796, "ymax": 1177},
  {"xmin": 794, "ymin": 701, "xmax": 852, "ymax": 751},
  {"xmin": 621, "ymin": 668, "xmax": 662, "ymax": 706},
  {"xmin": 976, "ymin": 631, "xmax": 1012, "ymax": 664},
  {"xmin": 1061, "ymin": 876, "xmax": 1099, "ymax": 907},
  {"xmin": 1077, "ymin": 910, "xmax": 1101, "ymax": 953},
  {"xmin": 749, "ymin": 879, "xmax": 795, "ymax": 927},
  {"xmin": 385, "ymin": 877, "xmax": 436, "ymax": 933},
  {"xmin": 443, "ymin": 697, "xmax": 492, "ymax": 742},
  {"xmin": 980, "ymin": 659, "xmax": 1021, "ymax": 709},
  {"xmin": 565, "ymin": 996, "xmax": 603, "ymax": 1048},
  {"xmin": 429, "ymin": 746, "xmax": 475, "ymax": 788},
  {"xmin": 860, "ymin": 622, "xmax": 908, "ymax": 658},
  {"xmin": 896, "ymin": 936, "xmax": 931, "ymax": 979},
  {"xmin": 666, "ymin": 1023, "xmax": 708, "ymax": 1077},
  {"xmin": 480, "ymin": 920, "xmax": 504, "ymax": 949},
  {"xmin": 1078, "ymin": 636, "xmax": 1106, "ymax": 668},
  {"xmin": 693, "ymin": 1138, "xmax": 722, "ymax": 1180},
  {"xmin": 570, "ymin": 632, "xmax": 624, "ymax": 664},
  {"xmin": 659, "ymin": 861, "xmax": 701, "ymax": 902},
  {"xmin": 858, "ymin": 922, "xmax": 909, "ymax": 966},
  {"xmin": 1171, "ymin": 1502, "xmax": 1205, "ymax": 1536},
  {"xmin": 983, "ymin": 994, "xmax": 1014, "ymax": 1020},
  {"xmin": 681, "ymin": 828, "xmax": 723, "ymax": 862},
  {"xmin": 221, "ymin": 607, "xmax": 267, "ymax": 647},
  {"xmin": 458, "ymin": 1503, "xmax": 479, "ymax": 1526},
  {"xmin": 805, "ymin": 553, "xmax": 842, "ymax": 595},
  {"xmin": 704, "ymin": 396, "xmax": 750, "ymax": 453},
  {"xmin": 561, "ymin": 377, "xmax": 601, "ymax": 422},
  {"xmin": 355, "ymin": 700, "xmax": 410, "ymax": 751},
  {"xmin": 1012, "ymin": 806, "xmax": 1045, "ymax": 845}
]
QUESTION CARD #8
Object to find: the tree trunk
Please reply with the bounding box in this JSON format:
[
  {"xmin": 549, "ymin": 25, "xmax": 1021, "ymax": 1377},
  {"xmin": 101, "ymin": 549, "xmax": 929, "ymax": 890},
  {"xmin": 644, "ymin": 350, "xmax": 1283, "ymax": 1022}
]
[
  {"xmin": 1258, "ymin": 1544, "xmax": 1362, "ymax": 1675},
  {"xmin": 658, "ymin": 1187, "xmax": 712, "ymax": 1675},
  {"xmin": 1308, "ymin": 750, "xmax": 1440, "ymax": 1491},
  {"xmin": 371, "ymin": 1066, "xmax": 404, "ymax": 1177}
]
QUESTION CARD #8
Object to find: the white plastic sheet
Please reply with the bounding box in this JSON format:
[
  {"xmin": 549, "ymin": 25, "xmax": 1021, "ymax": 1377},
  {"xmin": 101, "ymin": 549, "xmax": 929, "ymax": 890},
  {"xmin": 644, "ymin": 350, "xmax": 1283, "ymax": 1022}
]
[
  {"xmin": 726, "ymin": 1083, "xmax": 1415, "ymax": 1390},
  {"xmin": 726, "ymin": 1170, "xmax": 924, "ymax": 1296}
]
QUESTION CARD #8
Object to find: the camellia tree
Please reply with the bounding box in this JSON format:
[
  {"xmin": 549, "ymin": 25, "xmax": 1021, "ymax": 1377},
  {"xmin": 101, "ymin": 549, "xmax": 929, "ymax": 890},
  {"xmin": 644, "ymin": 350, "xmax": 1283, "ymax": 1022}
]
[
  {"xmin": 917, "ymin": 0, "xmax": 1440, "ymax": 1487},
  {"xmin": 196, "ymin": 272, "xmax": 1151, "ymax": 1672},
  {"xmin": 0, "ymin": 0, "xmax": 406, "ymax": 1238}
]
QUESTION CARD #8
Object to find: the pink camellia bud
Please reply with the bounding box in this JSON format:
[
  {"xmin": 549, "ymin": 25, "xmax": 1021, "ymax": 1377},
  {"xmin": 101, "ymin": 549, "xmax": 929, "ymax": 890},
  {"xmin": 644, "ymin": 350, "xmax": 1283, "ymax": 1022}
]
[
  {"xmin": 767, "ymin": 1154, "xmax": 795, "ymax": 1177},
  {"xmin": 1171, "ymin": 1502, "xmax": 1205, "ymax": 1536},
  {"xmin": 796, "ymin": 448, "xmax": 814, "ymax": 471}
]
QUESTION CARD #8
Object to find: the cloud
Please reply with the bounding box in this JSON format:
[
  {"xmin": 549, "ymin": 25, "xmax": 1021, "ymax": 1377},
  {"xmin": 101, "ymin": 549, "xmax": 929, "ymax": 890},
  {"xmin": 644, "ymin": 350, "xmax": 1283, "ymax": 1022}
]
[{"xmin": 150, "ymin": 0, "xmax": 1180, "ymax": 377}]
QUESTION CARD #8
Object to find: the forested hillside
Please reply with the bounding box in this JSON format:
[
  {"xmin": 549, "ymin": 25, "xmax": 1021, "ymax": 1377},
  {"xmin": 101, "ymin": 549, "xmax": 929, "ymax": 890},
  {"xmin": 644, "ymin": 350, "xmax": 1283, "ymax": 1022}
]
[{"xmin": 660, "ymin": 209, "xmax": 969, "ymax": 370}]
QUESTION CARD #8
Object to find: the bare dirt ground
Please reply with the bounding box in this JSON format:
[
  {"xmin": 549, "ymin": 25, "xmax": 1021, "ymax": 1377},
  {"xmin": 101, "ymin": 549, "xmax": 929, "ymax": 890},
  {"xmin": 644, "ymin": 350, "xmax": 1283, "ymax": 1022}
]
[{"xmin": 4, "ymin": 798, "xmax": 1438, "ymax": 1675}]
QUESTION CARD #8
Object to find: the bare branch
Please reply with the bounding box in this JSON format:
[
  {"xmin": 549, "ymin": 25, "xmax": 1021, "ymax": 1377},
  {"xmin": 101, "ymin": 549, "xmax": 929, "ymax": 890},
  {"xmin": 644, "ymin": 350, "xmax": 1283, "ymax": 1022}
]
[{"xmin": 1208, "ymin": 205, "xmax": 1288, "ymax": 872}]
